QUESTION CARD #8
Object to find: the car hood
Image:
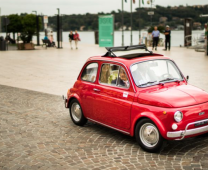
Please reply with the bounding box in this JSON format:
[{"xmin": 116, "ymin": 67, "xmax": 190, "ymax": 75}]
[{"xmin": 138, "ymin": 84, "xmax": 208, "ymax": 108}]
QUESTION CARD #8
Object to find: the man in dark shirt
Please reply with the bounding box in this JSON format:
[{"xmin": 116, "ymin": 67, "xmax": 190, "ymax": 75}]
[{"xmin": 163, "ymin": 25, "xmax": 171, "ymax": 51}]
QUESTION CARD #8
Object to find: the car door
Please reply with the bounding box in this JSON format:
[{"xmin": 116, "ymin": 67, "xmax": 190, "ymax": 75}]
[
  {"xmin": 78, "ymin": 62, "xmax": 99, "ymax": 119},
  {"xmin": 93, "ymin": 63, "xmax": 135, "ymax": 130}
]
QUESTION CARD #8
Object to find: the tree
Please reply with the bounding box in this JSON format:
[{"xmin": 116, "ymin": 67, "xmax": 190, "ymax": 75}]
[
  {"xmin": 20, "ymin": 14, "xmax": 42, "ymax": 44},
  {"xmin": 7, "ymin": 14, "xmax": 22, "ymax": 39},
  {"xmin": 6, "ymin": 14, "xmax": 42, "ymax": 44}
]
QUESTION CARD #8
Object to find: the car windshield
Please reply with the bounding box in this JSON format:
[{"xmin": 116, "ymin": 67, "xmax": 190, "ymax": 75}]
[{"xmin": 130, "ymin": 59, "xmax": 184, "ymax": 87}]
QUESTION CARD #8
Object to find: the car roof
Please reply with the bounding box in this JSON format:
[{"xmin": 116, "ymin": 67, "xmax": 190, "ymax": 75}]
[{"xmin": 87, "ymin": 45, "xmax": 170, "ymax": 68}]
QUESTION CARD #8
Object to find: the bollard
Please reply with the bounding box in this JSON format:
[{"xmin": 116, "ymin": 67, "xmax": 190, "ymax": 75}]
[
  {"xmin": 94, "ymin": 31, "xmax": 98, "ymax": 44},
  {"xmin": 184, "ymin": 18, "xmax": 192, "ymax": 47},
  {"xmin": 0, "ymin": 36, "xmax": 6, "ymax": 51},
  {"xmin": 206, "ymin": 24, "xmax": 208, "ymax": 56}
]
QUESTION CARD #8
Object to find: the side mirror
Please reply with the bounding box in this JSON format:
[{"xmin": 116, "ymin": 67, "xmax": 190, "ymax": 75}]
[{"xmin": 186, "ymin": 75, "xmax": 189, "ymax": 82}]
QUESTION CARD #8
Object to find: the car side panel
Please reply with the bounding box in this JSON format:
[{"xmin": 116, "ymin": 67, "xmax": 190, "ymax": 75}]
[
  {"xmin": 73, "ymin": 80, "xmax": 96, "ymax": 118},
  {"xmin": 93, "ymin": 84, "xmax": 135, "ymax": 130}
]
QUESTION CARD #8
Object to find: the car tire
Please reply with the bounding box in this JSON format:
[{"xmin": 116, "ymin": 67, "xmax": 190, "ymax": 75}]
[
  {"xmin": 69, "ymin": 99, "xmax": 87, "ymax": 126},
  {"xmin": 135, "ymin": 118, "xmax": 164, "ymax": 153}
]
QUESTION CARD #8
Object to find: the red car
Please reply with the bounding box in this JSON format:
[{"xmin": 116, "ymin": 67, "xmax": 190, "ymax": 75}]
[{"xmin": 63, "ymin": 45, "xmax": 208, "ymax": 152}]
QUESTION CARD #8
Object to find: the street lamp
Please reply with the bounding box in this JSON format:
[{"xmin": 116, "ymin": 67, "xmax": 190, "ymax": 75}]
[
  {"xmin": 147, "ymin": 0, "xmax": 155, "ymax": 26},
  {"xmin": 32, "ymin": 10, "xmax": 40, "ymax": 46},
  {"xmin": 32, "ymin": 11, "xmax": 37, "ymax": 15},
  {"xmin": 57, "ymin": 8, "xmax": 62, "ymax": 49}
]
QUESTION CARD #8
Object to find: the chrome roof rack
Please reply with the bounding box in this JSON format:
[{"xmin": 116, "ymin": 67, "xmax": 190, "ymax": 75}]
[{"xmin": 103, "ymin": 44, "xmax": 153, "ymax": 58}]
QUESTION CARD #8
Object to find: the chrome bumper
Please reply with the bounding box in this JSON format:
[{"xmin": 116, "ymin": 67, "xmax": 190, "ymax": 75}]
[
  {"xmin": 62, "ymin": 95, "xmax": 68, "ymax": 108},
  {"xmin": 167, "ymin": 119, "xmax": 208, "ymax": 140}
]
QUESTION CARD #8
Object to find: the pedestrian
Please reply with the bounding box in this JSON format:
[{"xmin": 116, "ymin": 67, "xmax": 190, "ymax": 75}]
[
  {"xmin": 49, "ymin": 31, "xmax": 55, "ymax": 47},
  {"xmin": 152, "ymin": 26, "xmax": 160, "ymax": 51},
  {"xmin": 73, "ymin": 30, "xmax": 80, "ymax": 49},
  {"xmin": 43, "ymin": 35, "xmax": 49, "ymax": 40},
  {"xmin": 163, "ymin": 25, "xmax": 171, "ymax": 51},
  {"xmin": 17, "ymin": 33, "xmax": 21, "ymax": 43},
  {"xmin": 49, "ymin": 31, "xmax": 54, "ymax": 43},
  {"xmin": 69, "ymin": 31, "xmax": 74, "ymax": 49}
]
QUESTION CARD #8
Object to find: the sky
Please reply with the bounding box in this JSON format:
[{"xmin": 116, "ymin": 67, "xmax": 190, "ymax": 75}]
[{"xmin": 0, "ymin": 0, "xmax": 208, "ymax": 16}]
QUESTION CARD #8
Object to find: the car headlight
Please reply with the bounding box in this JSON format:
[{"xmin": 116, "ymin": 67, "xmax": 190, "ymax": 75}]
[{"xmin": 174, "ymin": 111, "xmax": 183, "ymax": 122}]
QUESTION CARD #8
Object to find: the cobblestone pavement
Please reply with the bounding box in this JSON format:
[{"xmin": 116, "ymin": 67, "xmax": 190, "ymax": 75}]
[{"xmin": 1, "ymin": 85, "xmax": 208, "ymax": 170}]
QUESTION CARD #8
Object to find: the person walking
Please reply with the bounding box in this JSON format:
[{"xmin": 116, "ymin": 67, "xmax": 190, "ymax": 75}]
[
  {"xmin": 73, "ymin": 30, "xmax": 80, "ymax": 49},
  {"xmin": 68, "ymin": 31, "xmax": 74, "ymax": 49},
  {"xmin": 163, "ymin": 25, "xmax": 171, "ymax": 51},
  {"xmin": 48, "ymin": 31, "xmax": 53, "ymax": 43},
  {"xmin": 152, "ymin": 26, "xmax": 160, "ymax": 51},
  {"xmin": 48, "ymin": 31, "xmax": 55, "ymax": 47}
]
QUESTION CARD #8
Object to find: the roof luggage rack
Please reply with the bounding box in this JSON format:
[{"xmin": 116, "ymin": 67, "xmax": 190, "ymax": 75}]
[{"xmin": 102, "ymin": 44, "xmax": 155, "ymax": 59}]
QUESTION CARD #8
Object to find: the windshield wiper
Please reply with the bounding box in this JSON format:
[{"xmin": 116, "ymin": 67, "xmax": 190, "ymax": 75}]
[
  {"xmin": 159, "ymin": 78, "xmax": 180, "ymax": 83},
  {"xmin": 139, "ymin": 81, "xmax": 157, "ymax": 86}
]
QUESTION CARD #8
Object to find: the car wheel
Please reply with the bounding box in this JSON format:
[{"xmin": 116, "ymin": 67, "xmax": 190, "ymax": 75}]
[
  {"xmin": 69, "ymin": 99, "xmax": 87, "ymax": 126},
  {"xmin": 135, "ymin": 118, "xmax": 164, "ymax": 152}
]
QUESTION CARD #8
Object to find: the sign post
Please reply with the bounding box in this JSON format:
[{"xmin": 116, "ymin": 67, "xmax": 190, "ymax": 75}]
[
  {"xmin": 205, "ymin": 23, "xmax": 208, "ymax": 56},
  {"xmin": 148, "ymin": 11, "xmax": 154, "ymax": 15},
  {"xmin": 43, "ymin": 16, "xmax": 48, "ymax": 36},
  {"xmin": 184, "ymin": 18, "xmax": 192, "ymax": 47},
  {"xmin": 98, "ymin": 15, "xmax": 114, "ymax": 47}
]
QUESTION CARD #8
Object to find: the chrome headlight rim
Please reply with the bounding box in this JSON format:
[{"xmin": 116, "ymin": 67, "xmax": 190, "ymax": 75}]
[{"xmin": 174, "ymin": 111, "xmax": 183, "ymax": 122}]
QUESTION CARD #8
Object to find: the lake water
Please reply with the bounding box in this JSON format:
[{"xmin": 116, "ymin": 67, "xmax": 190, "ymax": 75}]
[{"xmin": 0, "ymin": 30, "xmax": 204, "ymax": 47}]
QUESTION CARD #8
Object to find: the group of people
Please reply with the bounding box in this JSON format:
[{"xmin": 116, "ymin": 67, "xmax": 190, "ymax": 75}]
[
  {"xmin": 5, "ymin": 33, "xmax": 16, "ymax": 44},
  {"xmin": 68, "ymin": 30, "xmax": 80, "ymax": 49},
  {"xmin": 100, "ymin": 64, "xmax": 129, "ymax": 88},
  {"xmin": 152, "ymin": 25, "xmax": 171, "ymax": 51},
  {"xmin": 43, "ymin": 31, "xmax": 56, "ymax": 47}
]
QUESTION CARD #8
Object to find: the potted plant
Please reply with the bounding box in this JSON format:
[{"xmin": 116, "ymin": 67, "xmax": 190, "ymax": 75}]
[{"xmin": 17, "ymin": 14, "xmax": 42, "ymax": 50}]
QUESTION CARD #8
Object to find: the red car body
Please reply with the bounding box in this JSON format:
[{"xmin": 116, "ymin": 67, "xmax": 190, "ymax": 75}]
[{"xmin": 65, "ymin": 47, "xmax": 208, "ymax": 152}]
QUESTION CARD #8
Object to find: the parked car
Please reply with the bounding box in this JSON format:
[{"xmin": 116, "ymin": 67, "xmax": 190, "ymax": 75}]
[{"xmin": 63, "ymin": 45, "xmax": 208, "ymax": 152}]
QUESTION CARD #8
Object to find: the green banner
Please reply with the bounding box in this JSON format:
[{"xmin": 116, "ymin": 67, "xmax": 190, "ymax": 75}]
[{"xmin": 99, "ymin": 15, "xmax": 114, "ymax": 47}]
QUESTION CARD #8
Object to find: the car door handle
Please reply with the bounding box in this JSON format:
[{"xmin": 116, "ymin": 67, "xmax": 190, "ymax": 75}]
[{"xmin": 93, "ymin": 88, "xmax": 100, "ymax": 92}]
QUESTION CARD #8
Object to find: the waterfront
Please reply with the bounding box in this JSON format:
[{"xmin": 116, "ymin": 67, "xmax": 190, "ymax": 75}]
[
  {"xmin": 28, "ymin": 30, "xmax": 207, "ymax": 47},
  {"xmin": 0, "ymin": 30, "xmax": 204, "ymax": 47}
]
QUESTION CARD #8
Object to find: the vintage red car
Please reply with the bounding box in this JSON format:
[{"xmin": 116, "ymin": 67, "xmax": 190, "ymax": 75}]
[{"xmin": 63, "ymin": 45, "xmax": 208, "ymax": 152}]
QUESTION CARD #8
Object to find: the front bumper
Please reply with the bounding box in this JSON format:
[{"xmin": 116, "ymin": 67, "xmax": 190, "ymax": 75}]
[
  {"xmin": 167, "ymin": 119, "xmax": 208, "ymax": 140},
  {"xmin": 62, "ymin": 95, "xmax": 68, "ymax": 108}
]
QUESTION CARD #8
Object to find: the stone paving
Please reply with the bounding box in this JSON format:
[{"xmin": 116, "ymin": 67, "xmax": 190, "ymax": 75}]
[{"xmin": 1, "ymin": 84, "xmax": 208, "ymax": 170}]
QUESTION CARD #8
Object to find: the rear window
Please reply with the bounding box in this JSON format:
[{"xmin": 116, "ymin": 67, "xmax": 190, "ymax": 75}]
[{"xmin": 81, "ymin": 63, "xmax": 98, "ymax": 82}]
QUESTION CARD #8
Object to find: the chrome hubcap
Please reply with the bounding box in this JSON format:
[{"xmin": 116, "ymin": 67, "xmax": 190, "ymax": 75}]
[
  {"xmin": 140, "ymin": 123, "xmax": 159, "ymax": 147},
  {"xmin": 71, "ymin": 103, "xmax": 82, "ymax": 122}
]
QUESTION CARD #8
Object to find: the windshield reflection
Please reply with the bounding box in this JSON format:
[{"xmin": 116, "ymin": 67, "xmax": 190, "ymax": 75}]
[{"xmin": 131, "ymin": 59, "xmax": 183, "ymax": 87}]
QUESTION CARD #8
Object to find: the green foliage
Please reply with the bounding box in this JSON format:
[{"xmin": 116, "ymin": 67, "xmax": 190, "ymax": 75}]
[
  {"xmin": 46, "ymin": 5, "xmax": 208, "ymax": 31},
  {"xmin": 5, "ymin": 14, "xmax": 42, "ymax": 43},
  {"xmin": 7, "ymin": 14, "xmax": 23, "ymax": 33},
  {"xmin": 3, "ymin": 5, "xmax": 208, "ymax": 33},
  {"xmin": 21, "ymin": 14, "xmax": 37, "ymax": 43}
]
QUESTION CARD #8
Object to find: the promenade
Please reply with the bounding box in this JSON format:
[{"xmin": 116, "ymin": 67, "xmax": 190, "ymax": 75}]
[
  {"xmin": 0, "ymin": 43, "xmax": 208, "ymax": 170},
  {"xmin": 1, "ymin": 43, "xmax": 208, "ymax": 95}
]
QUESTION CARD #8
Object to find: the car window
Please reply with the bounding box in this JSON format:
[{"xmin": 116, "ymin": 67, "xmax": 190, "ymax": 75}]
[
  {"xmin": 99, "ymin": 64, "xmax": 129, "ymax": 88},
  {"xmin": 131, "ymin": 59, "xmax": 183, "ymax": 87},
  {"xmin": 81, "ymin": 63, "xmax": 98, "ymax": 82}
]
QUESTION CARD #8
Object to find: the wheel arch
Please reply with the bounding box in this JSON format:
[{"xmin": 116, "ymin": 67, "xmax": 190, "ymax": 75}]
[
  {"xmin": 130, "ymin": 112, "xmax": 167, "ymax": 139},
  {"xmin": 67, "ymin": 94, "xmax": 82, "ymax": 108}
]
